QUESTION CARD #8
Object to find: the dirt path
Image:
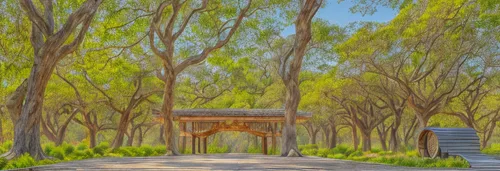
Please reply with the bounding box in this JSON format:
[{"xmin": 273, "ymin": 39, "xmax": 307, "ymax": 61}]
[{"xmin": 26, "ymin": 153, "xmax": 464, "ymax": 171}]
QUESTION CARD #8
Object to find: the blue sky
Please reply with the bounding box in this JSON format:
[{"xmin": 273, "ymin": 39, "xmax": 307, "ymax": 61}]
[{"xmin": 282, "ymin": 1, "xmax": 398, "ymax": 35}]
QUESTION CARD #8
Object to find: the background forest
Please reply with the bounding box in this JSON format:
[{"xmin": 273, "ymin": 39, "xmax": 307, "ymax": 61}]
[{"xmin": 0, "ymin": 0, "xmax": 499, "ymax": 169}]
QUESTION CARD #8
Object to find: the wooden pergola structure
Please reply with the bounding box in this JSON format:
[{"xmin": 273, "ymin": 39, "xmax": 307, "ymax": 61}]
[{"xmin": 155, "ymin": 109, "xmax": 311, "ymax": 155}]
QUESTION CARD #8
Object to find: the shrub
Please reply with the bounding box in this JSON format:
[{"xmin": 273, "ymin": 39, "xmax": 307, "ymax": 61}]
[
  {"xmin": 406, "ymin": 150, "xmax": 419, "ymax": 157},
  {"xmin": 0, "ymin": 157, "xmax": 7, "ymax": 169},
  {"xmin": 301, "ymin": 148, "xmax": 318, "ymax": 156},
  {"xmin": 483, "ymin": 143, "xmax": 500, "ymax": 155},
  {"xmin": 317, "ymin": 148, "xmax": 330, "ymax": 157},
  {"xmin": 139, "ymin": 145, "xmax": 155, "ymax": 156},
  {"xmin": 49, "ymin": 147, "xmax": 66, "ymax": 160},
  {"xmin": 104, "ymin": 153, "xmax": 124, "ymax": 157},
  {"xmin": 113, "ymin": 147, "xmax": 134, "ymax": 157},
  {"xmin": 331, "ymin": 145, "xmax": 350, "ymax": 154},
  {"xmin": 370, "ymin": 148, "xmax": 382, "ymax": 154},
  {"xmin": 93, "ymin": 142, "xmax": 110, "ymax": 156},
  {"xmin": 154, "ymin": 146, "xmax": 166, "ymax": 155},
  {"xmin": 2, "ymin": 141, "xmax": 13, "ymax": 150},
  {"xmin": 44, "ymin": 143, "xmax": 56, "ymax": 155},
  {"xmin": 327, "ymin": 154, "xmax": 346, "ymax": 159},
  {"xmin": 76, "ymin": 143, "xmax": 88, "ymax": 151},
  {"xmin": 208, "ymin": 145, "xmax": 229, "ymax": 153},
  {"xmin": 247, "ymin": 146, "xmax": 261, "ymax": 153},
  {"xmin": 4, "ymin": 153, "xmax": 36, "ymax": 170},
  {"xmin": 347, "ymin": 150, "xmax": 363, "ymax": 158},
  {"xmin": 63, "ymin": 145, "xmax": 75, "ymax": 155}
]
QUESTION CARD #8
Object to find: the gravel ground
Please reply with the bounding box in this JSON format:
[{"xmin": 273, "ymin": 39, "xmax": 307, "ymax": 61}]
[{"xmin": 20, "ymin": 153, "xmax": 468, "ymax": 171}]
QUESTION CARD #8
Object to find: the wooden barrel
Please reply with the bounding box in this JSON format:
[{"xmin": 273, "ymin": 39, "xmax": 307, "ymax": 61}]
[{"xmin": 418, "ymin": 127, "xmax": 479, "ymax": 158}]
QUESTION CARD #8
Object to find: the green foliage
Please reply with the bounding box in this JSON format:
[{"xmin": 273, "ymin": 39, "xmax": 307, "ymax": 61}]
[
  {"xmin": 300, "ymin": 144, "xmax": 469, "ymax": 168},
  {"xmin": 76, "ymin": 143, "xmax": 88, "ymax": 151},
  {"xmin": 62, "ymin": 144, "xmax": 75, "ymax": 155},
  {"xmin": 0, "ymin": 157, "xmax": 7, "ymax": 169},
  {"xmin": 247, "ymin": 146, "xmax": 261, "ymax": 154},
  {"xmin": 208, "ymin": 145, "xmax": 230, "ymax": 154},
  {"xmin": 482, "ymin": 144, "xmax": 500, "ymax": 155},
  {"xmin": 49, "ymin": 147, "xmax": 66, "ymax": 160},
  {"xmin": 154, "ymin": 146, "xmax": 166, "ymax": 155},
  {"xmin": 3, "ymin": 153, "xmax": 37, "ymax": 170},
  {"xmin": 93, "ymin": 142, "xmax": 110, "ymax": 156}
]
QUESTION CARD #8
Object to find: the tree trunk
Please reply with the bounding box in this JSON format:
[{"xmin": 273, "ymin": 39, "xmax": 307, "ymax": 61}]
[
  {"xmin": 159, "ymin": 124, "xmax": 165, "ymax": 144},
  {"xmin": 163, "ymin": 73, "xmax": 179, "ymax": 155},
  {"xmin": 127, "ymin": 128, "xmax": 136, "ymax": 146},
  {"xmin": 137, "ymin": 127, "xmax": 143, "ymax": 147},
  {"xmin": 361, "ymin": 131, "xmax": 371, "ymax": 152},
  {"xmin": 377, "ymin": 127, "xmax": 387, "ymax": 151},
  {"xmin": 281, "ymin": 79, "xmax": 301, "ymax": 156},
  {"xmin": 322, "ymin": 126, "xmax": 330, "ymax": 148},
  {"xmin": 112, "ymin": 111, "xmax": 131, "ymax": 149},
  {"xmin": 329, "ymin": 124, "xmax": 337, "ymax": 148},
  {"xmin": 308, "ymin": 128, "xmax": 318, "ymax": 144},
  {"xmin": 6, "ymin": 65, "xmax": 52, "ymax": 160},
  {"xmin": 0, "ymin": 118, "xmax": 3, "ymax": 143},
  {"xmin": 89, "ymin": 127, "xmax": 97, "ymax": 148},
  {"xmin": 389, "ymin": 117, "xmax": 401, "ymax": 152},
  {"xmin": 351, "ymin": 124, "xmax": 359, "ymax": 151}
]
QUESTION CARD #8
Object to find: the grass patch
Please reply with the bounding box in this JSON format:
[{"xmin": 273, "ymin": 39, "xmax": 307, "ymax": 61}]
[
  {"xmin": 300, "ymin": 144, "xmax": 470, "ymax": 168},
  {"xmin": 0, "ymin": 142, "xmax": 166, "ymax": 170}
]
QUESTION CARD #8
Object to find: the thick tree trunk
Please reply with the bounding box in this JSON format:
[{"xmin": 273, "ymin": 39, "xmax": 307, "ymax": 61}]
[
  {"xmin": 112, "ymin": 111, "xmax": 131, "ymax": 149},
  {"xmin": 361, "ymin": 131, "xmax": 371, "ymax": 152},
  {"xmin": 163, "ymin": 74, "xmax": 179, "ymax": 155},
  {"xmin": 281, "ymin": 79, "xmax": 301, "ymax": 156},
  {"xmin": 6, "ymin": 65, "xmax": 52, "ymax": 160}
]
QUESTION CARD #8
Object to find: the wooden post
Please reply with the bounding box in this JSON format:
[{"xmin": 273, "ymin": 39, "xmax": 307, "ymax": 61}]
[
  {"xmin": 272, "ymin": 122, "xmax": 277, "ymax": 154},
  {"xmin": 262, "ymin": 136, "xmax": 268, "ymax": 155},
  {"xmin": 197, "ymin": 137, "xmax": 201, "ymax": 153},
  {"xmin": 192, "ymin": 122, "xmax": 195, "ymax": 154},
  {"xmin": 203, "ymin": 137, "xmax": 207, "ymax": 154},
  {"xmin": 182, "ymin": 122, "xmax": 186, "ymax": 153},
  {"xmin": 192, "ymin": 135, "xmax": 196, "ymax": 154}
]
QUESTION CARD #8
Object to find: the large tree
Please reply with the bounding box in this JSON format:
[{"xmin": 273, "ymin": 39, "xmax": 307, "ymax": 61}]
[
  {"xmin": 2, "ymin": 0, "xmax": 102, "ymax": 160},
  {"xmin": 148, "ymin": 0, "xmax": 254, "ymax": 155},
  {"xmin": 277, "ymin": 0, "xmax": 322, "ymax": 156}
]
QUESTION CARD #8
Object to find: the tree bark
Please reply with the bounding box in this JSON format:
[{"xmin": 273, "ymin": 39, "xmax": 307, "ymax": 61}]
[
  {"xmin": 163, "ymin": 73, "xmax": 179, "ymax": 155},
  {"xmin": 159, "ymin": 124, "xmax": 166, "ymax": 144},
  {"xmin": 377, "ymin": 127, "xmax": 388, "ymax": 151},
  {"xmin": 0, "ymin": 117, "xmax": 3, "ymax": 143},
  {"xmin": 351, "ymin": 123, "xmax": 359, "ymax": 151},
  {"xmin": 112, "ymin": 111, "xmax": 132, "ymax": 148},
  {"xmin": 2, "ymin": 0, "xmax": 102, "ymax": 160},
  {"xmin": 389, "ymin": 117, "xmax": 401, "ymax": 152},
  {"xmin": 322, "ymin": 125, "xmax": 330, "ymax": 147},
  {"xmin": 137, "ymin": 127, "xmax": 143, "ymax": 147},
  {"xmin": 89, "ymin": 127, "xmax": 97, "ymax": 148},
  {"xmin": 280, "ymin": 0, "xmax": 321, "ymax": 157},
  {"xmin": 361, "ymin": 131, "xmax": 371, "ymax": 152}
]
